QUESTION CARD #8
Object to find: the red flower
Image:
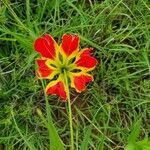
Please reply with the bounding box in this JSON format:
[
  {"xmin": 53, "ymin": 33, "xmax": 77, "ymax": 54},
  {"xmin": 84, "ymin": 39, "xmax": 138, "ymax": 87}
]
[{"xmin": 34, "ymin": 34, "xmax": 97, "ymax": 101}]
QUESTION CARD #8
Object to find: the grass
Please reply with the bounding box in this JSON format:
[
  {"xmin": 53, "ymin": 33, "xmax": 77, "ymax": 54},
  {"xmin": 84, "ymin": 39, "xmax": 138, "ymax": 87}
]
[{"xmin": 0, "ymin": 0, "xmax": 150, "ymax": 149}]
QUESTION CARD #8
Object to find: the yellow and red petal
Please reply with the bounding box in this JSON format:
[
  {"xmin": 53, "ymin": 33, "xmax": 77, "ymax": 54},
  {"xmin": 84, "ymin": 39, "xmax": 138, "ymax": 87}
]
[
  {"xmin": 45, "ymin": 80, "xmax": 67, "ymax": 100},
  {"xmin": 79, "ymin": 48, "xmax": 93, "ymax": 57},
  {"xmin": 75, "ymin": 48, "xmax": 97, "ymax": 70},
  {"xmin": 36, "ymin": 59, "xmax": 54, "ymax": 78},
  {"xmin": 34, "ymin": 34, "xmax": 57, "ymax": 59},
  {"xmin": 76, "ymin": 56, "xmax": 97, "ymax": 69},
  {"xmin": 70, "ymin": 73, "xmax": 93, "ymax": 92},
  {"xmin": 60, "ymin": 34, "xmax": 79, "ymax": 56}
]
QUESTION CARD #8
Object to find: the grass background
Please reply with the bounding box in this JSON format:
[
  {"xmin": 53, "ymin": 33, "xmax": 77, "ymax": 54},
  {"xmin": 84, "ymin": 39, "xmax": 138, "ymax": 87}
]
[{"xmin": 0, "ymin": 0, "xmax": 150, "ymax": 149}]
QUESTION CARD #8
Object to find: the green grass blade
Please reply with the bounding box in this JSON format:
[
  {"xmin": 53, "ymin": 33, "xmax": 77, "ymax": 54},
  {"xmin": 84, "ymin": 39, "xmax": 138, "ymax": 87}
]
[
  {"xmin": 80, "ymin": 126, "xmax": 92, "ymax": 150},
  {"xmin": 11, "ymin": 109, "xmax": 36, "ymax": 150}
]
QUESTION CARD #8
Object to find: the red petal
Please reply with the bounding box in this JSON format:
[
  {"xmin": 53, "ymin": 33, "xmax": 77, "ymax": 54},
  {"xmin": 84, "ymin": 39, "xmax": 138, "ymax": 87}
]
[
  {"xmin": 80, "ymin": 48, "xmax": 93, "ymax": 57},
  {"xmin": 34, "ymin": 34, "xmax": 56, "ymax": 59},
  {"xmin": 75, "ymin": 48, "xmax": 97, "ymax": 69},
  {"xmin": 36, "ymin": 59, "xmax": 53, "ymax": 78},
  {"xmin": 61, "ymin": 34, "xmax": 79, "ymax": 56},
  {"xmin": 76, "ymin": 56, "xmax": 97, "ymax": 69},
  {"xmin": 73, "ymin": 75, "xmax": 93, "ymax": 92},
  {"xmin": 46, "ymin": 81, "xmax": 67, "ymax": 100}
]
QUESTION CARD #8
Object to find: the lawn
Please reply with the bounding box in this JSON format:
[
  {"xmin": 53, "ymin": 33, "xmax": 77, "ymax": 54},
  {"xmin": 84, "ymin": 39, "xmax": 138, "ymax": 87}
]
[{"xmin": 0, "ymin": 0, "xmax": 150, "ymax": 150}]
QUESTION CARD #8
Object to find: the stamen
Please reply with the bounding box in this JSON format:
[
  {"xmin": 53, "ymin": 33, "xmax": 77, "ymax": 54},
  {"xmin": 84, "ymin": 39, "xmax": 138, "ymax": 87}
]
[
  {"xmin": 61, "ymin": 67, "xmax": 68, "ymax": 73},
  {"xmin": 58, "ymin": 52, "xmax": 63, "ymax": 63},
  {"xmin": 71, "ymin": 69, "xmax": 81, "ymax": 73},
  {"xmin": 50, "ymin": 63, "xmax": 57, "ymax": 68}
]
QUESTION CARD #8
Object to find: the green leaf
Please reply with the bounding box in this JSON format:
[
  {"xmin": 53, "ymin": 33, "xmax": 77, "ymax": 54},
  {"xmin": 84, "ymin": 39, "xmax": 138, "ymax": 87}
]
[
  {"xmin": 125, "ymin": 120, "xmax": 150, "ymax": 150},
  {"xmin": 125, "ymin": 143, "xmax": 136, "ymax": 150},
  {"xmin": 125, "ymin": 143, "xmax": 143, "ymax": 150},
  {"xmin": 137, "ymin": 136, "xmax": 150, "ymax": 150},
  {"xmin": 128, "ymin": 120, "xmax": 141, "ymax": 144}
]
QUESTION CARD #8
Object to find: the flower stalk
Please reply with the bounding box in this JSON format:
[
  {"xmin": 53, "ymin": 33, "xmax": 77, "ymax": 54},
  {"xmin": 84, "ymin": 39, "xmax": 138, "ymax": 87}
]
[{"xmin": 64, "ymin": 70, "xmax": 74, "ymax": 150}]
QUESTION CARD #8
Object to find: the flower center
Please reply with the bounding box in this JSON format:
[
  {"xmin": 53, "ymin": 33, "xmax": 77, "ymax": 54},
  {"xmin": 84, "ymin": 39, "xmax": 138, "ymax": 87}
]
[{"xmin": 60, "ymin": 66, "xmax": 68, "ymax": 73}]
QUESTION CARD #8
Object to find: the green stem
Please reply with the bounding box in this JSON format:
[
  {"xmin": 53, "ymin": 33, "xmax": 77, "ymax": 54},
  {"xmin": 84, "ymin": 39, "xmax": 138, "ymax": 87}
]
[{"xmin": 64, "ymin": 70, "xmax": 74, "ymax": 150}]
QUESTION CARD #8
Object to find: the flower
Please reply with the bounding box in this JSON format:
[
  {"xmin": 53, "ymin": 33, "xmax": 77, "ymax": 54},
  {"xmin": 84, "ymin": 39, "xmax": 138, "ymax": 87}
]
[{"xmin": 34, "ymin": 34, "xmax": 97, "ymax": 101}]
